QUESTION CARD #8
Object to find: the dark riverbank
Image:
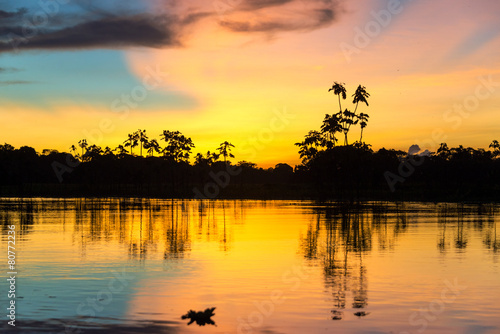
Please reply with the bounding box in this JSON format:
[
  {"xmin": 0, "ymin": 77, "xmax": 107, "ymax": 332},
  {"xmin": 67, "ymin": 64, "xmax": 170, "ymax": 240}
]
[
  {"xmin": 1, "ymin": 182, "xmax": 499, "ymax": 203},
  {"xmin": 1, "ymin": 144, "xmax": 499, "ymax": 203}
]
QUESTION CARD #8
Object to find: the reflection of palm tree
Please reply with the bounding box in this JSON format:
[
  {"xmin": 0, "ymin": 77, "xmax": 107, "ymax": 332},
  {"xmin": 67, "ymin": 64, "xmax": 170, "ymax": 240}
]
[
  {"xmin": 437, "ymin": 209, "xmax": 448, "ymax": 252},
  {"xmin": 455, "ymin": 205, "xmax": 468, "ymax": 249},
  {"xmin": 221, "ymin": 201, "xmax": 229, "ymax": 251}
]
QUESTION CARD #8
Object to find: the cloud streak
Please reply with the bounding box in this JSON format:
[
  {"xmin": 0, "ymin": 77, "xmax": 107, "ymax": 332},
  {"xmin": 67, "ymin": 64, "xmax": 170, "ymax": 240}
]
[
  {"xmin": 0, "ymin": 0, "xmax": 340, "ymax": 53},
  {"xmin": 0, "ymin": 67, "xmax": 22, "ymax": 73},
  {"xmin": 0, "ymin": 80, "xmax": 34, "ymax": 86}
]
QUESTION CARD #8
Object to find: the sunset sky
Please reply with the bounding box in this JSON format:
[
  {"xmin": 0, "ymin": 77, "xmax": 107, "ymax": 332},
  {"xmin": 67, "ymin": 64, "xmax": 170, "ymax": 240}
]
[{"xmin": 1, "ymin": 0, "xmax": 499, "ymax": 167}]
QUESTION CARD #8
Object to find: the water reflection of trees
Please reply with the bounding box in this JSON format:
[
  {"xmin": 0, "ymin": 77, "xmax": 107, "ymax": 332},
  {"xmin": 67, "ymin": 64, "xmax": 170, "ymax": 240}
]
[
  {"xmin": 69, "ymin": 199, "xmax": 243, "ymax": 262},
  {"xmin": 0, "ymin": 199, "xmax": 250, "ymax": 261},
  {"xmin": 437, "ymin": 203, "xmax": 498, "ymax": 253},
  {"xmin": 300, "ymin": 203, "xmax": 412, "ymax": 320}
]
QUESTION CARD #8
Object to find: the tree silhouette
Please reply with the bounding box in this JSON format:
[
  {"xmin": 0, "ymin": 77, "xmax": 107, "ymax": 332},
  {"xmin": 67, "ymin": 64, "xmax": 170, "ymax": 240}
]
[
  {"xmin": 124, "ymin": 133, "xmax": 139, "ymax": 155},
  {"xmin": 490, "ymin": 140, "xmax": 500, "ymax": 158},
  {"xmin": 352, "ymin": 85, "xmax": 370, "ymax": 114},
  {"xmin": 69, "ymin": 145, "xmax": 77, "ymax": 157},
  {"xmin": 84, "ymin": 144, "xmax": 103, "ymax": 161},
  {"xmin": 437, "ymin": 143, "xmax": 451, "ymax": 160},
  {"xmin": 217, "ymin": 141, "xmax": 235, "ymax": 164},
  {"xmin": 325, "ymin": 82, "xmax": 370, "ymax": 146},
  {"xmin": 358, "ymin": 113, "xmax": 369, "ymax": 143},
  {"xmin": 144, "ymin": 138, "xmax": 161, "ymax": 157},
  {"xmin": 134, "ymin": 129, "xmax": 149, "ymax": 157},
  {"xmin": 328, "ymin": 82, "xmax": 347, "ymax": 112},
  {"xmin": 321, "ymin": 113, "xmax": 343, "ymax": 148},
  {"xmin": 78, "ymin": 139, "xmax": 88, "ymax": 161},
  {"xmin": 160, "ymin": 130, "xmax": 195, "ymax": 162},
  {"xmin": 113, "ymin": 145, "xmax": 128, "ymax": 158},
  {"xmin": 103, "ymin": 146, "xmax": 114, "ymax": 156},
  {"xmin": 195, "ymin": 151, "xmax": 219, "ymax": 166},
  {"xmin": 295, "ymin": 131, "xmax": 325, "ymax": 165}
]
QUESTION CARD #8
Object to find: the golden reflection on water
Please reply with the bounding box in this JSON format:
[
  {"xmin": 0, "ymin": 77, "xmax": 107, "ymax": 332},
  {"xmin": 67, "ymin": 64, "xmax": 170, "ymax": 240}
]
[{"xmin": 0, "ymin": 199, "xmax": 499, "ymax": 333}]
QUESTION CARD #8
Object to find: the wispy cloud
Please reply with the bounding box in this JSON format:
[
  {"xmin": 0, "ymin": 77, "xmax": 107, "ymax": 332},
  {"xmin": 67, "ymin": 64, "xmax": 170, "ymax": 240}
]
[
  {"xmin": 0, "ymin": 80, "xmax": 34, "ymax": 85},
  {"xmin": 0, "ymin": 67, "xmax": 22, "ymax": 73},
  {"xmin": 220, "ymin": 8, "xmax": 336, "ymax": 33}
]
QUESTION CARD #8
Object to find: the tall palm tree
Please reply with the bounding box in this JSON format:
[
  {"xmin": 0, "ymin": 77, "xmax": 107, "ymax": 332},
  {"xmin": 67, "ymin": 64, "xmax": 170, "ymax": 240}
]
[
  {"xmin": 345, "ymin": 85, "xmax": 370, "ymax": 145},
  {"xmin": 135, "ymin": 129, "xmax": 148, "ymax": 157},
  {"xmin": 352, "ymin": 85, "xmax": 370, "ymax": 114},
  {"xmin": 124, "ymin": 133, "xmax": 139, "ymax": 155},
  {"xmin": 328, "ymin": 82, "xmax": 347, "ymax": 112},
  {"xmin": 78, "ymin": 139, "xmax": 88, "ymax": 161},
  {"xmin": 217, "ymin": 141, "xmax": 235, "ymax": 164}
]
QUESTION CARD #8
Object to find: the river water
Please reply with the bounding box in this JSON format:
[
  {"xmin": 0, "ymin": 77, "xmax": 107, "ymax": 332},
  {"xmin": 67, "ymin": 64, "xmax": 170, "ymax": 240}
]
[{"xmin": 0, "ymin": 198, "xmax": 499, "ymax": 333}]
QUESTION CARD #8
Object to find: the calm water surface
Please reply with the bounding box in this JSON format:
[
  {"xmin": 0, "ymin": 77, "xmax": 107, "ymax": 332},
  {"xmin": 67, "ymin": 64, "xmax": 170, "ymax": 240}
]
[{"xmin": 0, "ymin": 199, "xmax": 499, "ymax": 333}]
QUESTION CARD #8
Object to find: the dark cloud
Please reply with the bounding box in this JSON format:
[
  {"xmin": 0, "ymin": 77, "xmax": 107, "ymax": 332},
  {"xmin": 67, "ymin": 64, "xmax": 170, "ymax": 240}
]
[
  {"xmin": 0, "ymin": 0, "xmax": 340, "ymax": 53},
  {"xmin": 220, "ymin": 8, "xmax": 336, "ymax": 33},
  {"xmin": 0, "ymin": 7, "xmax": 27, "ymax": 19},
  {"xmin": 1, "ymin": 15, "xmax": 178, "ymax": 51},
  {"xmin": 218, "ymin": 0, "xmax": 339, "ymax": 33},
  {"xmin": 236, "ymin": 0, "xmax": 295, "ymax": 11}
]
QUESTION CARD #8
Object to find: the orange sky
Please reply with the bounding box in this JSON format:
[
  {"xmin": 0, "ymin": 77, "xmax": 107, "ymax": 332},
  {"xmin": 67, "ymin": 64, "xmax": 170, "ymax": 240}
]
[{"xmin": 1, "ymin": 0, "xmax": 500, "ymax": 167}]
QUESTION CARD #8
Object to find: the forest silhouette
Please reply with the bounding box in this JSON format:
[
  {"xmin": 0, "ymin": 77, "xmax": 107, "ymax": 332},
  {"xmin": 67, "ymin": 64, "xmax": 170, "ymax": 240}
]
[{"xmin": 1, "ymin": 83, "xmax": 500, "ymax": 201}]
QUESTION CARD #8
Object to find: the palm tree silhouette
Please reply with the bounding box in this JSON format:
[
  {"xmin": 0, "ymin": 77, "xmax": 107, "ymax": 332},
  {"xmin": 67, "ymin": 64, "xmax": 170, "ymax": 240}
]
[
  {"xmin": 124, "ymin": 133, "xmax": 139, "ymax": 155},
  {"xmin": 78, "ymin": 139, "xmax": 88, "ymax": 161},
  {"xmin": 358, "ymin": 113, "xmax": 369, "ymax": 142},
  {"xmin": 217, "ymin": 141, "xmax": 235, "ymax": 164},
  {"xmin": 345, "ymin": 85, "xmax": 370, "ymax": 145},
  {"xmin": 135, "ymin": 129, "xmax": 149, "ymax": 157},
  {"xmin": 328, "ymin": 82, "xmax": 347, "ymax": 112},
  {"xmin": 352, "ymin": 85, "xmax": 370, "ymax": 114}
]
